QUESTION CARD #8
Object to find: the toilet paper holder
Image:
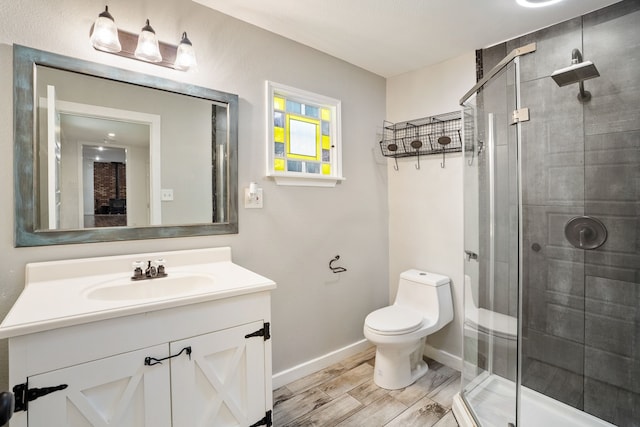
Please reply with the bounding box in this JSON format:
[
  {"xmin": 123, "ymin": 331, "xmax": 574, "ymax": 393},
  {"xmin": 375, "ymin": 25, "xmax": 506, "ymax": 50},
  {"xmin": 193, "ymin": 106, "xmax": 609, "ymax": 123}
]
[{"xmin": 329, "ymin": 255, "xmax": 347, "ymax": 273}]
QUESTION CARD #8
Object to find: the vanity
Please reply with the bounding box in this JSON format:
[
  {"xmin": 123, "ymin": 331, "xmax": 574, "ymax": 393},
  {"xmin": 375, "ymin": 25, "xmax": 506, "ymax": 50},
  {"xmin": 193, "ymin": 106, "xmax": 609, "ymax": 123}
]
[{"xmin": 0, "ymin": 247, "xmax": 276, "ymax": 427}]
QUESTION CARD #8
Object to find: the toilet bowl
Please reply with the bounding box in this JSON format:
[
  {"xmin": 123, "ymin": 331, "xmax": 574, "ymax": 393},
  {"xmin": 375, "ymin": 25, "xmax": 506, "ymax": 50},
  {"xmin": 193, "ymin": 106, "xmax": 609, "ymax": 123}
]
[{"xmin": 364, "ymin": 269, "xmax": 453, "ymax": 390}]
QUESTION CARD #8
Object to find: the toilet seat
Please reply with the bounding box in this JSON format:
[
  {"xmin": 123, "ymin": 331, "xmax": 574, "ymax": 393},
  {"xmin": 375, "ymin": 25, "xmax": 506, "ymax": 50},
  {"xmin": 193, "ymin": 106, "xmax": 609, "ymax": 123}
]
[{"xmin": 365, "ymin": 306, "xmax": 423, "ymax": 335}]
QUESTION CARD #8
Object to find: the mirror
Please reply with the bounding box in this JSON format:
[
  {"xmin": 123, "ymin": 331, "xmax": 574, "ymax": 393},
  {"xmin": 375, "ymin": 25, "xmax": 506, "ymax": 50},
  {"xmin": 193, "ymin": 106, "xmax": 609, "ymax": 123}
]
[{"xmin": 14, "ymin": 45, "xmax": 238, "ymax": 246}]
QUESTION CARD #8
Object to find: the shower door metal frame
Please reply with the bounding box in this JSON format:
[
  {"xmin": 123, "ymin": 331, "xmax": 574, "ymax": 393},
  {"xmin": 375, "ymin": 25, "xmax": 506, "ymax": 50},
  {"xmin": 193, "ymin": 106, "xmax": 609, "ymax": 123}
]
[
  {"xmin": 460, "ymin": 43, "xmax": 536, "ymax": 105},
  {"xmin": 458, "ymin": 42, "xmax": 537, "ymax": 427}
]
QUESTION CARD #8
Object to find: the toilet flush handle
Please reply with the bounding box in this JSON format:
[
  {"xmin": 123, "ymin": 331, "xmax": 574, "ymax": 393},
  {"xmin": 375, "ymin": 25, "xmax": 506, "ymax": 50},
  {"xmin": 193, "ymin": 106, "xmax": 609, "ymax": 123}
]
[{"xmin": 464, "ymin": 250, "xmax": 478, "ymax": 262}]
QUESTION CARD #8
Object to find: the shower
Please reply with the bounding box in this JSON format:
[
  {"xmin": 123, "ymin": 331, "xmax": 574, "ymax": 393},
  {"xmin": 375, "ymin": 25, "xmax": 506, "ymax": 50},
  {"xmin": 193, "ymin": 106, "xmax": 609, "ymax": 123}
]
[
  {"xmin": 551, "ymin": 48, "xmax": 600, "ymax": 102},
  {"xmin": 455, "ymin": 2, "xmax": 639, "ymax": 426}
]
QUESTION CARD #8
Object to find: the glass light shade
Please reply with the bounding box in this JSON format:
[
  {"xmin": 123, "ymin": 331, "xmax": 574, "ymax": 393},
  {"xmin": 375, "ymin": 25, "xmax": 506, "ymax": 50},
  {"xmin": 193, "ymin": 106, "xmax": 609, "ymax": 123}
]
[
  {"xmin": 174, "ymin": 32, "xmax": 198, "ymax": 71},
  {"xmin": 90, "ymin": 6, "xmax": 121, "ymax": 53},
  {"xmin": 134, "ymin": 19, "xmax": 162, "ymax": 63},
  {"xmin": 515, "ymin": 0, "xmax": 563, "ymax": 7}
]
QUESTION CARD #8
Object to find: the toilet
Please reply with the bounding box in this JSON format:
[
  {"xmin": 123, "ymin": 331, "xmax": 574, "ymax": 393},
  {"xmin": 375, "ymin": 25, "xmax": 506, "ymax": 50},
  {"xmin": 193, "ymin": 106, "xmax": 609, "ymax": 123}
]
[{"xmin": 363, "ymin": 269, "xmax": 453, "ymax": 390}]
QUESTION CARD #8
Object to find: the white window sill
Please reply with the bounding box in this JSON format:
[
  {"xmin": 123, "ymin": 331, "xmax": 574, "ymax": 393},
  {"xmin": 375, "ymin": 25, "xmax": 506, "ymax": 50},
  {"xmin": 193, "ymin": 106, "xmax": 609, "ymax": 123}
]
[{"xmin": 267, "ymin": 173, "xmax": 346, "ymax": 187}]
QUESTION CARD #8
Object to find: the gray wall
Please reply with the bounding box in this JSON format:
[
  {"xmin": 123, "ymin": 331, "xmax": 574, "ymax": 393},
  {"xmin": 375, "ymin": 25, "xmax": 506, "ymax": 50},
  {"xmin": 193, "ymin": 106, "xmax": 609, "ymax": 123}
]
[
  {"xmin": 0, "ymin": 0, "xmax": 388, "ymax": 390},
  {"xmin": 482, "ymin": 1, "xmax": 640, "ymax": 425}
]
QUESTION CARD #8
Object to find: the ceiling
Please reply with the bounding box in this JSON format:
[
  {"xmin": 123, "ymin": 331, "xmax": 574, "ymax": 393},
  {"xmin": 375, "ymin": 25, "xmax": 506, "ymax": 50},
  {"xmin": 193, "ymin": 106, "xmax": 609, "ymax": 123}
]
[
  {"xmin": 194, "ymin": 0, "xmax": 621, "ymax": 77},
  {"xmin": 60, "ymin": 114, "xmax": 150, "ymax": 153}
]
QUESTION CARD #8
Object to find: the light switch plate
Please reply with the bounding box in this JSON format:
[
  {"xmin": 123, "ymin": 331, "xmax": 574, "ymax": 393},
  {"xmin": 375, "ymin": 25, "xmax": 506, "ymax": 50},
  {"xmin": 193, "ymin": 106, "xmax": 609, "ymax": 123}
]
[{"xmin": 244, "ymin": 188, "xmax": 263, "ymax": 208}]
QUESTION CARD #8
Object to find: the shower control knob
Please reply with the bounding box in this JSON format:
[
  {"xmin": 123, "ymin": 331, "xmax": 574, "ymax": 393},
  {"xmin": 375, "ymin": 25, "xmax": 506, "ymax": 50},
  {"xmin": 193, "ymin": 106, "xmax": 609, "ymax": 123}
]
[{"xmin": 564, "ymin": 216, "xmax": 607, "ymax": 250}]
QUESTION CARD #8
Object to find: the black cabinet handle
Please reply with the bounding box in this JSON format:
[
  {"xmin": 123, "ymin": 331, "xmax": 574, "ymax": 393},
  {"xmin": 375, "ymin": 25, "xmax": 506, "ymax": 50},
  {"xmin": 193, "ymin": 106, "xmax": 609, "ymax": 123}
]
[{"xmin": 144, "ymin": 346, "xmax": 191, "ymax": 366}]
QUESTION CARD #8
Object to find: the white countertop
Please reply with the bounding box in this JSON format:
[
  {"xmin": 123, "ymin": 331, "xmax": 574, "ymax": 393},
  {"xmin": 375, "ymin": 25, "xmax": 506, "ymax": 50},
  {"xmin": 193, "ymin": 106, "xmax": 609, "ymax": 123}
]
[{"xmin": 0, "ymin": 248, "xmax": 276, "ymax": 339}]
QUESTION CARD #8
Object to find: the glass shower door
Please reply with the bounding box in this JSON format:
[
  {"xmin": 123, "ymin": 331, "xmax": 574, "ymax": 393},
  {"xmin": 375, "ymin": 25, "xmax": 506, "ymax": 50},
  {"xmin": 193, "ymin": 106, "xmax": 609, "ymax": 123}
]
[{"xmin": 461, "ymin": 60, "xmax": 521, "ymax": 427}]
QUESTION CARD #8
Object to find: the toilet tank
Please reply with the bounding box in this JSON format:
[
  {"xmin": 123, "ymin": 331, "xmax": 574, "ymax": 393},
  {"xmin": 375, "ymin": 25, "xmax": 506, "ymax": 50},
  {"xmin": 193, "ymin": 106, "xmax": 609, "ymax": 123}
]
[{"xmin": 394, "ymin": 269, "xmax": 453, "ymax": 327}]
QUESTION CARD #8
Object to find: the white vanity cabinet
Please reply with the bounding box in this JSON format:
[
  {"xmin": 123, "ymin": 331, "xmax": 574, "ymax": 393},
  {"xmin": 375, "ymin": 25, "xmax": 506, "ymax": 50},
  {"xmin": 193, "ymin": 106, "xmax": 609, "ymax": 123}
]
[
  {"xmin": 27, "ymin": 344, "xmax": 172, "ymax": 427},
  {"xmin": 8, "ymin": 292, "xmax": 273, "ymax": 427},
  {"xmin": 170, "ymin": 321, "xmax": 268, "ymax": 426},
  {"xmin": 0, "ymin": 248, "xmax": 276, "ymax": 427}
]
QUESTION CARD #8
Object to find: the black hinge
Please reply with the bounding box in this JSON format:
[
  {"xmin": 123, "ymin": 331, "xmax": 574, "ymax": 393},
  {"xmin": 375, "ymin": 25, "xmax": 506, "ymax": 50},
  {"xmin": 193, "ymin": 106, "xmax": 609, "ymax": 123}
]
[
  {"xmin": 244, "ymin": 322, "xmax": 270, "ymax": 341},
  {"xmin": 13, "ymin": 382, "xmax": 68, "ymax": 412},
  {"xmin": 249, "ymin": 410, "xmax": 272, "ymax": 427}
]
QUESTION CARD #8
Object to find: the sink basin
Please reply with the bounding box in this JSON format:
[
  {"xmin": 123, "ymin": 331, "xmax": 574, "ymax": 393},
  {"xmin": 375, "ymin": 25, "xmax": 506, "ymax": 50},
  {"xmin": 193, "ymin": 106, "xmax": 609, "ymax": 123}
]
[{"xmin": 85, "ymin": 273, "xmax": 215, "ymax": 301}]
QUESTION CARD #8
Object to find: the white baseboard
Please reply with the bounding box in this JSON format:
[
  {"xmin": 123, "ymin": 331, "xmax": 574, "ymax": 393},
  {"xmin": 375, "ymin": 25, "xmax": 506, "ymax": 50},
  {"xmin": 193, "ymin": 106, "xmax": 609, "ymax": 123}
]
[
  {"xmin": 424, "ymin": 343, "xmax": 462, "ymax": 371},
  {"xmin": 272, "ymin": 339, "xmax": 372, "ymax": 389}
]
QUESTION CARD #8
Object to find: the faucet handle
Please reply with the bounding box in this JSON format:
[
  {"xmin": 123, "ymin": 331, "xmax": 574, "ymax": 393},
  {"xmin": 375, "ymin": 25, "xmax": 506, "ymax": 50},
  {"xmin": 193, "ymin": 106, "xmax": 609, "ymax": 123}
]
[
  {"xmin": 131, "ymin": 261, "xmax": 145, "ymax": 279},
  {"xmin": 155, "ymin": 258, "xmax": 167, "ymax": 276}
]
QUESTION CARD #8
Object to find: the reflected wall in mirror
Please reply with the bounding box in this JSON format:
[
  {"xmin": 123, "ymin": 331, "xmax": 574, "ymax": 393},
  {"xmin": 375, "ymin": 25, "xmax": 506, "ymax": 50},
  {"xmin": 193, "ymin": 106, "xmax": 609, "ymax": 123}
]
[{"xmin": 14, "ymin": 45, "xmax": 238, "ymax": 246}]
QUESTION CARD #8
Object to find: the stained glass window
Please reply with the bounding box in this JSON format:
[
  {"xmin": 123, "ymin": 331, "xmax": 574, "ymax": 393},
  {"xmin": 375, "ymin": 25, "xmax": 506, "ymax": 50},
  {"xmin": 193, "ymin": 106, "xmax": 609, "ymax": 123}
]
[{"xmin": 267, "ymin": 81, "xmax": 344, "ymax": 187}]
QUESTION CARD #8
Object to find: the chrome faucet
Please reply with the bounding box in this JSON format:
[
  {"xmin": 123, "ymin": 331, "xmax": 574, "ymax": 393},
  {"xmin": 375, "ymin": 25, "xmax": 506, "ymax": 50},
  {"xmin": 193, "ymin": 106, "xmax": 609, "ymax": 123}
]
[{"xmin": 131, "ymin": 259, "xmax": 167, "ymax": 281}]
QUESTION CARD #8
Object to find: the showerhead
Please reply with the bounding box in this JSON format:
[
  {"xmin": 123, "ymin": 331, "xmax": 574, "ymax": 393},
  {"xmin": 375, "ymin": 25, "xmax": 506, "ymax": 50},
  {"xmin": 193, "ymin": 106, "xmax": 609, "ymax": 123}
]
[
  {"xmin": 551, "ymin": 48, "xmax": 600, "ymax": 102},
  {"xmin": 551, "ymin": 60, "xmax": 600, "ymax": 86}
]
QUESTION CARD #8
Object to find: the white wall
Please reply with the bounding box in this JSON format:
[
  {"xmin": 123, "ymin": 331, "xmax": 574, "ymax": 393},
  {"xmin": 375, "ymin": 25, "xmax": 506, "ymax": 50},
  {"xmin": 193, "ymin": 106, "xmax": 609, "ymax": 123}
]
[
  {"xmin": 386, "ymin": 52, "xmax": 476, "ymax": 367},
  {"xmin": 0, "ymin": 0, "xmax": 388, "ymax": 389}
]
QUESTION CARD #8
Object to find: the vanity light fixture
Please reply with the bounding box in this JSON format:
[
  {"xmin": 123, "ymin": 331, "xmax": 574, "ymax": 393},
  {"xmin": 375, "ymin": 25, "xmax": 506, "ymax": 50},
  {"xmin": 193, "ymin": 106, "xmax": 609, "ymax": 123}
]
[
  {"xmin": 90, "ymin": 6, "xmax": 122, "ymax": 53},
  {"xmin": 174, "ymin": 32, "xmax": 198, "ymax": 70},
  {"xmin": 89, "ymin": 6, "xmax": 197, "ymax": 71},
  {"xmin": 134, "ymin": 19, "xmax": 162, "ymax": 63},
  {"xmin": 515, "ymin": 0, "xmax": 563, "ymax": 7}
]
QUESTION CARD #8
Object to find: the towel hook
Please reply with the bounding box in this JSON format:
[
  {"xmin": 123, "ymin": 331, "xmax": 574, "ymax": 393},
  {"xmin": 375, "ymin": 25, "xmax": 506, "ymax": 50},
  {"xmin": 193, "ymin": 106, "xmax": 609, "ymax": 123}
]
[
  {"xmin": 436, "ymin": 121, "xmax": 451, "ymax": 168},
  {"xmin": 329, "ymin": 255, "xmax": 347, "ymax": 273},
  {"xmin": 408, "ymin": 123, "xmax": 422, "ymax": 170},
  {"xmin": 384, "ymin": 140, "xmax": 400, "ymax": 171}
]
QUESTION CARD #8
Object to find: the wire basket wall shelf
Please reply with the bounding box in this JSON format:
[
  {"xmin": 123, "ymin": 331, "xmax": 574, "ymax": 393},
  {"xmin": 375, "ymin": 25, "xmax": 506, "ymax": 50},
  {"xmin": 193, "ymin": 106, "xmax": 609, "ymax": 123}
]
[{"xmin": 380, "ymin": 111, "xmax": 462, "ymax": 169}]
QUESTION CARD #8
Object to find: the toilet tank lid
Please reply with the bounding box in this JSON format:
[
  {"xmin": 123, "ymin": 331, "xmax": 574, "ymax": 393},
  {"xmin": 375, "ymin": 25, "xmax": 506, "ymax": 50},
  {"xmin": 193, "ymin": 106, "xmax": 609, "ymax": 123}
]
[{"xmin": 401, "ymin": 269, "xmax": 450, "ymax": 286}]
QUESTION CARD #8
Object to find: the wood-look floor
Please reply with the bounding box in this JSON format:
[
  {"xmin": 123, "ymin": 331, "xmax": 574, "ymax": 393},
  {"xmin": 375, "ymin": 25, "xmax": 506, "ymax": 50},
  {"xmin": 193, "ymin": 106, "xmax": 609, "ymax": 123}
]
[{"xmin": 273, "ymin": 346, "xmax": 461, "ymax": 427}]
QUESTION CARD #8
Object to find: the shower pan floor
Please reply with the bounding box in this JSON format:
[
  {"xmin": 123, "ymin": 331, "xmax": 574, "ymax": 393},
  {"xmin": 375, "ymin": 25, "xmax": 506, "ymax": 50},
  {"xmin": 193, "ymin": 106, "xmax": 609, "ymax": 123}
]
[{"xmin": 455, "ymin": 374, "xmax": 615, "ymax": 427}]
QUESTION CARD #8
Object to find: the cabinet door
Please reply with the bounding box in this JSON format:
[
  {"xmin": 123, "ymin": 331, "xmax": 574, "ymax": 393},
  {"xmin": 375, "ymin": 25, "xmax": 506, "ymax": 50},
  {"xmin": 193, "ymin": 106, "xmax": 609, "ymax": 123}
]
[
  {"xmin": 170, "ymin": 321, "xmax": 266, "ymax": 427},
  {"xmin": 27, "ymin": 344, "xmax": 171, "ymax": 427}
]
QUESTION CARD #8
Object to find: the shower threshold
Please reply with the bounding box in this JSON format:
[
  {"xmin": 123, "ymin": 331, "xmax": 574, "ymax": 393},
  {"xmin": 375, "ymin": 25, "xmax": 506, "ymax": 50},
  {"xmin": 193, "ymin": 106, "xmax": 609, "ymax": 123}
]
[{"xmin": 453, "ymin": 374, "xmax": 615, "ymax": 427}]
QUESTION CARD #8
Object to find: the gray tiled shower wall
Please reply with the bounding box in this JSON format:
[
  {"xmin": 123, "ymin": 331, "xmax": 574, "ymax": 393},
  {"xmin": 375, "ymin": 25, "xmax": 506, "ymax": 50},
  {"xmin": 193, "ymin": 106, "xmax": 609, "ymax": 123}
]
[{"xmin": 480, "ymin": 1, "xmax": 640, "ymax": 426}]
